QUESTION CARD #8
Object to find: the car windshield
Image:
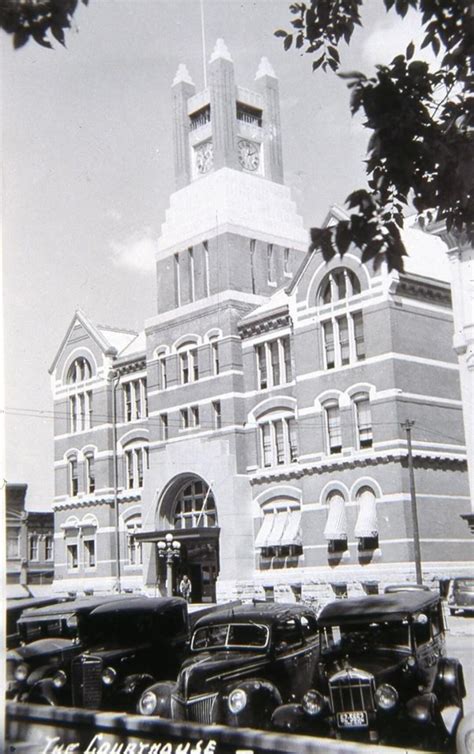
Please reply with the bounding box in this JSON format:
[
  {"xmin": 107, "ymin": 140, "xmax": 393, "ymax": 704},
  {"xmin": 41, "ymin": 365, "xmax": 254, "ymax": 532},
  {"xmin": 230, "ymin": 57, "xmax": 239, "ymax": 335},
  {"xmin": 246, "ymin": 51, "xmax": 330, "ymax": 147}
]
[
  {"xmin": 19, "ymin": 616, "xmax": 74, "ymax": 642},
  {"xmin": 83, "ymin": 610, "xmax": 180, "ymax": 646},
  {"xmin": 320, "ymin": 621, "xmax": 410, "ymax": 652},
  {"xmin": 454, "ymin": 579, "xmax": 474, "ymax": 589},
  {"xmin": 191, "ymin": 622, "xmax": 269, "ymax": 651}
]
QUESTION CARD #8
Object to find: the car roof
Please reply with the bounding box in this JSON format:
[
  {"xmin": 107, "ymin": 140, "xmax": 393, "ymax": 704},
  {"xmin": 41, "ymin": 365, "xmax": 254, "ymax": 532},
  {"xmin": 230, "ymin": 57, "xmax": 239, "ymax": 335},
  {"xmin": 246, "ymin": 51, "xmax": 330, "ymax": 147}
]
[
  {"xmin": 7, "ymin": 596, "xmax": 72, "ymax": 613},
  {"xmin": 319, "ymin": 592, "xmax": 440, "ymax": 626},
  {"xmin": 88, "ymin": 596, "xmax": 186, "ymax": 617},
  {"xmin": 18, "ymin": 595, "xmax": 142, "ymax": 622},
  {"xmin": 192, "ymin": 602, "xmax": 315, "ymax": 629},
  {"xmin": 384, "ymin": 584, "xmax": 433, "ymax": 593}
]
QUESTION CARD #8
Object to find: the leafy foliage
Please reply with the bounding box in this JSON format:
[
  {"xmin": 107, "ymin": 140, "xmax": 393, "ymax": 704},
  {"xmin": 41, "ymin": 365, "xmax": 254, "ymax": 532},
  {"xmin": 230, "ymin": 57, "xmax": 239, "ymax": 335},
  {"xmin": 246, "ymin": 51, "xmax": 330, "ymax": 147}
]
[
  {"xmin": 276, "ymin": 1, "xmax": 473, "ymax": 270},
  {"xmin": 0, "ymin": 0, "xmax": 89, "ymax": 49}
]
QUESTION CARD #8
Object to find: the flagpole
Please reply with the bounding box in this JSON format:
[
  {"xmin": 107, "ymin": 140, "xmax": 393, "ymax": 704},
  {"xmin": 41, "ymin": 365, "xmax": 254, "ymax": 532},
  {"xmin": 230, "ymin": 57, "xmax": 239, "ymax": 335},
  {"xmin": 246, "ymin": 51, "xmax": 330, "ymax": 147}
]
[{"xmin": 200, "ymin": 0, "xmax": 207, "ymax": 87}]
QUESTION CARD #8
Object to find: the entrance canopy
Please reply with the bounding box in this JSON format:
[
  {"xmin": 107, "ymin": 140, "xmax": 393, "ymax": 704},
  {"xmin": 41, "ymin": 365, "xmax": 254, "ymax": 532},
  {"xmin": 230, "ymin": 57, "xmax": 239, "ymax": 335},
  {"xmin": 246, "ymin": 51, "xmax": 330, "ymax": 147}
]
[{"xmin": 134, "ymin": 527, "xmax": 220, "ymax": 543}]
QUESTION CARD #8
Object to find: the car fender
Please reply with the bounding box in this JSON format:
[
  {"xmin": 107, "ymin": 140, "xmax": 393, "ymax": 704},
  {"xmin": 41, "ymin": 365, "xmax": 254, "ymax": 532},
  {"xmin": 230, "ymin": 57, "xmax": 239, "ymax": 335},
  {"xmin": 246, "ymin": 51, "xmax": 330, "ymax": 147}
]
[
  {"xmin": 406, "ymin": 692, "xmax": 439, "ymax": 725},
  {"xmin": 119, "ymin": 673, "xmax": 156, "ymax": 698},
  {"xmin": 26, "ymin": 665, "xmax": 59, "ymax": 686},
  {"xmin": 223, "ymin": 678, "xmax": 282, "ymax": 729},
  {"xmin": 138, "ymin": 681, "xmax": 176, "ymax": 717},
  {"xmin": 26, "ymin": 678, "xmax": 60, "ymax": 706},
  {"xmin": 271, "ymin": 703, "xmax": 322, "ymax": 735},
  {"xmin": 434, "ymin": 657, "xmax": 466, "ymax": 707}
]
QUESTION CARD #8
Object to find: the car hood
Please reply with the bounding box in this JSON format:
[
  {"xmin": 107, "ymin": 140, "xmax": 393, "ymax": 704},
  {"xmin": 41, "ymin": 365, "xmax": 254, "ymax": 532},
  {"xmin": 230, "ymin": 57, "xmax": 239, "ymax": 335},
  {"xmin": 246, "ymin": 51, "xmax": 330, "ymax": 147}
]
[
  {"xmin": 321, "ymin": 649, "xmax": 409, "ymax": 685},
  {"xmin": 80, "ymin": 643, "xmax": 149, "ymax": 663},
  {"xmin": 9, "ymin": 638, "xmax": 77, "ymax": 662},
  {"xmin": 177, "ymin": 650, "xmax": 268, "ymax": 697}
]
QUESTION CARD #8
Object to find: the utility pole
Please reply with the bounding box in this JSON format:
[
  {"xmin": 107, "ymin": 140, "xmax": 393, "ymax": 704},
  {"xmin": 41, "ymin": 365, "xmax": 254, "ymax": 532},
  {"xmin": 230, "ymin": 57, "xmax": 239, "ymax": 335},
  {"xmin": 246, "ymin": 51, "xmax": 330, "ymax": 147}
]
[
  {"xmin": 111, "ymin": 370, "xmax": 122, "ymax": 593},
  {"xmin": 402, "ymin": 420, "xmax": 423, "ymax": 585}
]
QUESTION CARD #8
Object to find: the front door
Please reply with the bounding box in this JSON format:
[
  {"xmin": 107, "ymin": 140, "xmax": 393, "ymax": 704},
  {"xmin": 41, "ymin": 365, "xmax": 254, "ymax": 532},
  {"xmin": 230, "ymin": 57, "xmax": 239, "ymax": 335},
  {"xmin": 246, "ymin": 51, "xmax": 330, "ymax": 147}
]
[{"xmin": 178, "ymin": 537, "xmax": 219, "ymax": 603}]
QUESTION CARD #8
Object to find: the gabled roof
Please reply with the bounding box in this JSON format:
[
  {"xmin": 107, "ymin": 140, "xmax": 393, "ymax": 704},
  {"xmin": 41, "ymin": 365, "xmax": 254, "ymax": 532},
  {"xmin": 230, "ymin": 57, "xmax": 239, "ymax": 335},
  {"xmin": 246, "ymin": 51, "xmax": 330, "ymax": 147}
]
[
  {"xmin": 49, "ymin": 309, "xmax": 138, "ymax": 375},
  {"xmin": 238, "ymin": 287, "xmax": 289, "ymax": 326}
]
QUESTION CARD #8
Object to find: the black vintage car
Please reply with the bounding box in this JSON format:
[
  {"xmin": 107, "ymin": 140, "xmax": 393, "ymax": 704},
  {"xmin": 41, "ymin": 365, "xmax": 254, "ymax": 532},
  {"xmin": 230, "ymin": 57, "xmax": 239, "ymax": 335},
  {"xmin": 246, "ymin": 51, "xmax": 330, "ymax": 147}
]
[
  {"xmin": 137, "ymin": 602, "xmax": 319, "ymax": 729},
  {"xmin": 6, "ymin": 595, "xmax": 141, "ymax": 702},
  {"xmin": 272, "ymin": 591, "xmax": 465, "ymax": 750},
  {"xmin": 61, "ymin": 597, "xmax": 190, "ymax": 712},
  {"xmin": 6, "ymin": 596, "xmax": 74, "ymax": 649}
]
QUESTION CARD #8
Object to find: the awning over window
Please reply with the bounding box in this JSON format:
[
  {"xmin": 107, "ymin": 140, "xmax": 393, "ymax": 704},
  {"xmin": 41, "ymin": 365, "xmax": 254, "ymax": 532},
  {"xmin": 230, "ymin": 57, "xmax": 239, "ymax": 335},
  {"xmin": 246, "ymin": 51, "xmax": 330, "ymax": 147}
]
[
  {"xmin": 255, "ymin": 509, "xmax": 302, "ymax": 549},
  {"xmin": 354, "ymin": 490, "xmax": 378, "ymax": 538},
  {"xmin": 324, "ymin": 494, "xmax": 347, "ymax": 540},
  {"xmin": 280, "ymin": 510, "xmax": 302, "ymax": 547}
]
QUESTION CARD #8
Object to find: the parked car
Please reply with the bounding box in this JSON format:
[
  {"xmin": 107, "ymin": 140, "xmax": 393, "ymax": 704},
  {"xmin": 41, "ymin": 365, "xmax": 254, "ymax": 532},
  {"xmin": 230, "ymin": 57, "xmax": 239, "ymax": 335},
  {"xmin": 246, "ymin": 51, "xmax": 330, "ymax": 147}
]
[
  {"xmin": 384, "ymin": 584, "xmax": 433, "ymax": 594},
  {"xmin": 137, "ymin": 602, "xmax": 320, "ymax": 730},
  {"xmin": 6, "ymin": 595, "xmax": 141, "ymax": 702},
  {"xmin": 271, "ymin": 591, "xmax": 465, "ymax": 750},
  {"xmin": 448, "ymin": 577, "xmax": 474, "ymax": 616},
  {"xmin": 6, "ymin": 596, "xmax": 73, "ymax": 649},
  {"xmin": 54, "ymin": 597, "xmax": 190, "ymax": 712}
]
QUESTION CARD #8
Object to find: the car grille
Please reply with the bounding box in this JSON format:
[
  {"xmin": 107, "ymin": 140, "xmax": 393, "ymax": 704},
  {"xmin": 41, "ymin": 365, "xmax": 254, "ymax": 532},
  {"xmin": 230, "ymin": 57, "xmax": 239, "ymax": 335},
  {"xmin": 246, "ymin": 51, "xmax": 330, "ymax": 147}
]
[
  {"xmin": 329, "ymin": 669, "xmax": 375, "ymax": 715},
  {"xmin": 171, "ymin": 693, "xmax": 218, "ymax": 724},
  {"xmin": 71, "ymin": 655, "xmax": 103, "ymax": 709}
]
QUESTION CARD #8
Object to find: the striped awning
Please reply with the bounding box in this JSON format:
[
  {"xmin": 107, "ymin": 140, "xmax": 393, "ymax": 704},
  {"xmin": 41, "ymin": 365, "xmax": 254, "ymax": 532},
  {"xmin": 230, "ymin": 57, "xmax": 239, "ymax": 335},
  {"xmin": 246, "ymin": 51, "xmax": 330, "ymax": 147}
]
[
  {"xmin": 254, "ymin": 514, "xmax": 275, "ymax": 548},
  {"xmin": 267, "ymin": 511, "xmax": 288, "ymax": 547},
  {"xmin": 280, "ymin": 510, "xmax": 302, "ymax": 547},
  {"xmin": 324, "ymin": 494, "xmax": 347, "ymax": 540},
  {"xmin": 354, "ymin": 489, "xmax": 378, "ymax": 538}
]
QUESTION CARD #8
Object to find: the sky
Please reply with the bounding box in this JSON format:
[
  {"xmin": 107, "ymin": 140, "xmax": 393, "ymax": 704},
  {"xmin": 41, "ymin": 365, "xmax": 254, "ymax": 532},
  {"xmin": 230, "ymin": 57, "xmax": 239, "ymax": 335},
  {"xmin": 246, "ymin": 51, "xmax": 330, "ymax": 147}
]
[{"xmin": 2, "ymin": 0, "xmax": 430, "ymax": 510}]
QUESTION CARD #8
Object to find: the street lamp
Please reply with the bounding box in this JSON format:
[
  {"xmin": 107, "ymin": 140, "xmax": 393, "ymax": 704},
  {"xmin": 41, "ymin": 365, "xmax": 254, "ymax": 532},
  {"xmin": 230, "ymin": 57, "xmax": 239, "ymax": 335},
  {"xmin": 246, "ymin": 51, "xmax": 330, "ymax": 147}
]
[{"xmin": 157, "ymin": 533, "xmax": 181, "ymax": 596}]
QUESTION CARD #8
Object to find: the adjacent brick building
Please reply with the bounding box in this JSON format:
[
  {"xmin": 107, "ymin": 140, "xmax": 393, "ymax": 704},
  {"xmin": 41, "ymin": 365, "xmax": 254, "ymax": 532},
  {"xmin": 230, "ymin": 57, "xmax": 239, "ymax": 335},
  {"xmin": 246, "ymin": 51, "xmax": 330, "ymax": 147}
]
[{"xmin": 49, "ymin": 42, "xmax": 471, "ymax": 602}]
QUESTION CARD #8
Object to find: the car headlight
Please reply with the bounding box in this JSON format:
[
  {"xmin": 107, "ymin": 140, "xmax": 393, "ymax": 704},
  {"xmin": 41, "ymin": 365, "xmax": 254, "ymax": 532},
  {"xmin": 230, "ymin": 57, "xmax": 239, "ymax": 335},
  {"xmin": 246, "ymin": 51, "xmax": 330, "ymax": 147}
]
[
  {"xmin": 228, "ymin": 688, "xmax": 247, "ymax": 714},
  {"xmin": 53, "ymin": 670, "xmax": 67, "ymax": 688},
  {"xmin": 302, "ymin": 689, "xmax": 325, "ymax": 715},
  {"xmin": 375, "ymin": 684, "xmax": 399, "ymax": 710},
  {"xmin": 101, "ymin": 667, "xmax": 117, "ymax": 686},
  {"xmin": 14, "ymin": 663, "xmax": 29, "ymax": 681},
  {"xmin": 139, "ymin": 691, "xmax": 157, "ymax": 716}
]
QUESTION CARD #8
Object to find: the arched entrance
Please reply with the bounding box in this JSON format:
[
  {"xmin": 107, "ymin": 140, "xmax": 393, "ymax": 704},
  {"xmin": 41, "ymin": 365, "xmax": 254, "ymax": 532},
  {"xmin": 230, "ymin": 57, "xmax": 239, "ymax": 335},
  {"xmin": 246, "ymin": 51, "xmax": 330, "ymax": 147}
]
[{"xmin": 159, "ymin": 475, "xmax": 219, "ymax": 602}]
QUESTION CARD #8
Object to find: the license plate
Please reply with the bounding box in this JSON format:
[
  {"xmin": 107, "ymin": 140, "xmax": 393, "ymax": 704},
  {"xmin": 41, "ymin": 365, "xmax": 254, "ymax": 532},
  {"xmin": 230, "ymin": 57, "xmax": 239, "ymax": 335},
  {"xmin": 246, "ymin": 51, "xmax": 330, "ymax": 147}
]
[{"xmin": 337, "ymin": 711, "xmax": 368, "ymax": 728}]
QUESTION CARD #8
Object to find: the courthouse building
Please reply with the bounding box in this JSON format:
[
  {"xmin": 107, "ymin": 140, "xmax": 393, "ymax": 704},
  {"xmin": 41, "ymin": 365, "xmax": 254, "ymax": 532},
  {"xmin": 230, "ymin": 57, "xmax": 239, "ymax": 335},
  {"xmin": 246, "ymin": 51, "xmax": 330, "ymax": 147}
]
[{"xmin": 49, "ymin": 41, "xmax": 471, "ymax": 603}]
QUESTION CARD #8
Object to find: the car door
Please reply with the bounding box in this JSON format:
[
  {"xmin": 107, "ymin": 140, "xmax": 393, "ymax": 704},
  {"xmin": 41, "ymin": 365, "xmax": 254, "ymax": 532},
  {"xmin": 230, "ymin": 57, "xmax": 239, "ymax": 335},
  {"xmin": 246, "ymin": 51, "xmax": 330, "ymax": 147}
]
[{"xmin": 271, "ymin": 617, "xmax": 310, "ymax": 701}]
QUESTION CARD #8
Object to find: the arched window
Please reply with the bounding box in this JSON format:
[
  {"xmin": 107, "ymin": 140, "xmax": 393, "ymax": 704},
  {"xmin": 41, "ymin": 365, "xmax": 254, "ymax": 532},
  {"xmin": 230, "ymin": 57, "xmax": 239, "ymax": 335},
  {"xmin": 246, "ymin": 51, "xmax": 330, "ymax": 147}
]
[
  {"xmin": 68, "ymin": 455, "xmax": 79, "ymax": 497},
  {"xmin": 125, "ymin": 514, "xmax": 143, "ymax": 566},
  {"xmin": 352, "ymin": 393, "xmax": 373, "ymax": 449},
  {"xmin": 177, "ymin": 342, "xmax": 199, "ymax": 384},
  {"xmin": 258, "ymin": 411, "xmax": 298, "ymax": 468},
  {"xmin": 255, "ymin": 500, "xmax": 302, "ymax": 562},
  {"xmin": 67, "ymin": 357, "xmax": 92, "ymax": 384},
  {"xmin": 324, "ymin": 490, "xmax": 347, "ymax": 553},
  {"xmin": 319, "ymin": 268, "xmax": 361, "ymax": 305},
  {"xmin": 174, "ymin": 481, "xmax": 217, "ymax": 529},
  {"xmin": 354, "ymin": 486, "xmax": 379, "ymax": 550},
  {"xmin": 85, "ymin": 452, "xmax": 95, "ymax": 494}
]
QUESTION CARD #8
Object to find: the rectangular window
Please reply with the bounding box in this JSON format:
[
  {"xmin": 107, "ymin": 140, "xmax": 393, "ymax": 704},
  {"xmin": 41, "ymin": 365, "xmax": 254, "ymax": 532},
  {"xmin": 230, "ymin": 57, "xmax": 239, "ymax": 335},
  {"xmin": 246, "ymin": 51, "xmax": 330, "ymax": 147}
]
[
  {"xmin": 87, "ymin": 391, "xmax": 93, "ymax": 428},
  {"xmin": 135, "ymin": 382, "xmax": 142, "ymax": 419},
  {"xmin": 174, "ymin": 252, "xmax": 181, "ymax": 307},
  {"xmin": 261, "ymin": 423, "xmax": 272, "ymax": 467},
  {"xmin": 125, "ymin": 450, "xmax": 134, "ymax": 488},
  {"xmin": 86, "ymin": 455, "xmax": 95, "ymax": 494},
  {"xmin": 160, "ymin": 413, "xmax": 168, "ymax": 440},
  {"xmin": 67, "ymin": 543, "xmax": 78, "ymax": 570},
  {"xmin": 211, "ymin": 341, "xmax": 219, "ymax": 375},
  {"xmin": 288, "ymin": 418, "xmax": 298, "ymax": 462},
  {"xmin": 326, "ymin": 405, "xmax": 342, "ymax": 454},
  {"xmin": 282, "ymin": 336, "xmax": 292, "ymax": 382},
  {"xmin": 267, "ymin": 243, "xmax": 275, "ymax": 283},
  {"xmin": 337, "ymin": 315, "xmax": 350, "ymax": 366},
  {"xmin": 353, "ymin": 311, "xmax": 365, "ymax": 360},
  {"xmin": 191, "ymin": 405, "xmax": 200, "ymax": 427},
  {"xmin": 188, "ymin": 247, "xmax": 195, "ymax": 302},
  {"xmin": 159, "ymin": 356, "xmax": 167, "ymax": 389},
  {"xmin": 212, "ymin": 401, "xmax": 222, "ymax": 429},
  {"xmin": 7, "ymin": 531, "xmax": 20, "ymax": 558},
  {"xmin": 180, "ymin": 352, "xmax": 189, "ymax": 384},
  {"xmin": 191, "ymin": 347, "xmax": 199, "ymax": 381},
  {"xmin": 203, "ymin": 240, "xmax": 210, "ymax": 296},
  {"xmin": 137, "ymin": 449, "xmax": 144, "ymax": 487},
  {"xmin": 284, "ymin": 247, "xmax": 290, "ymax": 275},
  {"xmin": 84, "ymin": 539, "xmax": 96, "ymax": 568},
  {"xmin": 322, "ymin": 321, "xmax": 335, "ymax": 369},
  {"xmin": 70, "ymin": 396, "xmax": 77, "ymax": 433},
  {"xmin": 275, "ymin": 420, "xmax": 285, "ymax": 465},
  {"xmin": 181, "ymin": 408, "xmax": 189, "ymax": 429},
  {"xmin": 250, "ymin": 238, "xmax": 256, "ymax": 294},
  {"xmin": 123, "ymin": 383, "xmax": 132, "ymax": 422},
  {"xmin": 69, "ymin": 458, "xmax": 78, "ymax": 497},
  {"xmin": 29, "ymin": 536, "xmax": 39, "ymax": 561},
  {"xmin": 355, "ymin": 398, "xmax": 373, "ymax": 448},
  {"xmin": 256, "ymin": 344, "xmax": 268, "ymax": 389},
  {"xmin": 270, "ymin": 340, "xmax": 280, "ymax": 386},
  {"xmin": 45, "ymin": 536, "xmax": 53, "ymax": 561}
]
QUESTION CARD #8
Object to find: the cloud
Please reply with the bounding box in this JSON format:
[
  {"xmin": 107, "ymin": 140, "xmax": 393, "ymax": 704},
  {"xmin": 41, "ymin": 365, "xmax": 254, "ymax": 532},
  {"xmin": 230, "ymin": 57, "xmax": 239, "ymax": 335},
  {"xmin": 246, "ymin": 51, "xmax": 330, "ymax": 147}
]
[
  {"xmin": 109, "ymin": 229, "xmax": 157, "ymax": 273},
  {"xmin": 362, "ymin": 10, "xmax": 436, "ymax": 69}
]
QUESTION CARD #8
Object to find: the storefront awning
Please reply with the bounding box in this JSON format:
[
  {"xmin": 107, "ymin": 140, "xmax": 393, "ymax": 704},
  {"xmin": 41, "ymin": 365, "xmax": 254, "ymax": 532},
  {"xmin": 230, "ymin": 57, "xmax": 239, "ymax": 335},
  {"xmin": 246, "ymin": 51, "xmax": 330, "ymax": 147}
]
[
  {"xmin": 354, "ymin": 493, "xmax": 378, "ymax": 538},
  {"xmin": 255, "ymin": 510, "xmax": 302, "ymax": 549},
  {"xmin": 324, "ymin": 496, "xmax": 347, "ymax": 540},
  {"xmin": 134, "ymin": 526, "xmax": 220, "ymax": 543}
]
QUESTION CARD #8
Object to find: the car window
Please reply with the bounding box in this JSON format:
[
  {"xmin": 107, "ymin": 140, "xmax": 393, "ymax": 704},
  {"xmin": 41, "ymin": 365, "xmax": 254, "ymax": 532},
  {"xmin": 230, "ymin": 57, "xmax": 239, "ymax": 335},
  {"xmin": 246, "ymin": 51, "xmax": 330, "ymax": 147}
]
[
  {"xmin": 412, "ymin": 617, "xmax": 431, "ymax": 646},
  {"xmin": 191, "ymin": 623, "xmax": 269, "ymax": 651},
  {"xmin": 273, "ymin": 618, "xmax": 303, "ymax": 650},
  {"xmin": 301, "ymin": 614, "xmax": 318, "ymax": 639},
  {"xmin": 337, "ymin": 621, "xmax": 410, "ymax": 650}
]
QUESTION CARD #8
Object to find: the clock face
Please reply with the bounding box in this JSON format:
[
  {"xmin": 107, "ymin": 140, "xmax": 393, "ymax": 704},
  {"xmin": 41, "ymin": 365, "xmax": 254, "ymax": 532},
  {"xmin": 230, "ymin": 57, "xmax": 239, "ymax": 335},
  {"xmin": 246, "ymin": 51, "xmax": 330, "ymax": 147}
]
[
  {"xmin": 238, "ymin": 140, "xmax": 260, "ymax": 171},
  {"xmin": 195, "ymin": 141, "xmax": 213, "ymax": 174}
]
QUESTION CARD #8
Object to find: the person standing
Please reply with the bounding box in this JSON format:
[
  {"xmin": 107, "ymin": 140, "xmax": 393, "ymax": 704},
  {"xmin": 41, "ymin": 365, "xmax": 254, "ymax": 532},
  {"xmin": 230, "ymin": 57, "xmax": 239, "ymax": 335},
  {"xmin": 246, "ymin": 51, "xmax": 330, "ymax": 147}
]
[{"xmin": 179, "ymin": 574, "xmax": 192, "ymax": 603}]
